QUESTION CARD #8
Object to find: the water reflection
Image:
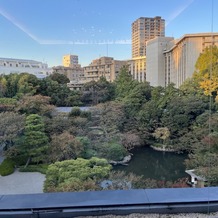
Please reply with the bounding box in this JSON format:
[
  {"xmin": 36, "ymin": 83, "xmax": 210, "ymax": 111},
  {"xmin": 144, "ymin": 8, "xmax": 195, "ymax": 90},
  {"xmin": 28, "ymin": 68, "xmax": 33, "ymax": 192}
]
[{"xmin": 114, "ymin": 146, "xmax": 187, "ymax": 181}]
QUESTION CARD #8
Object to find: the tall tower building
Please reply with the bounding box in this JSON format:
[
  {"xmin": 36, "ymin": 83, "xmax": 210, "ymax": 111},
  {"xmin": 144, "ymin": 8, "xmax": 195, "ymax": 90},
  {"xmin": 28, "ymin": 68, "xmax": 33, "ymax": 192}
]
[
  {"xmin": 63, "ymin": 54, "xmax": 79, "ymax": 67},
  {"xmin": 132, "ymin": 16, "xmax": 165, "ymax": 58}
]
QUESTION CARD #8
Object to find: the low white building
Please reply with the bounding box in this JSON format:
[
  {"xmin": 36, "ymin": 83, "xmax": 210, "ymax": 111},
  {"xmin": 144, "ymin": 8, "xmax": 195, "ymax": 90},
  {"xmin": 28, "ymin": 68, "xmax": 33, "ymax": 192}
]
[{"xmin": 0, "ymin": 57, "xmax": 52, "ymax": 78}]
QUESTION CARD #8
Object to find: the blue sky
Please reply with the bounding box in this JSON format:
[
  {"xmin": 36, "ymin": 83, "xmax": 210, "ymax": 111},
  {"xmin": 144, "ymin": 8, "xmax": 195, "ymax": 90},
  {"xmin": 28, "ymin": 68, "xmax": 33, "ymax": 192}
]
[{"xmin": 0, "ymin": 0, "xmax": 217, "ymax": 67}]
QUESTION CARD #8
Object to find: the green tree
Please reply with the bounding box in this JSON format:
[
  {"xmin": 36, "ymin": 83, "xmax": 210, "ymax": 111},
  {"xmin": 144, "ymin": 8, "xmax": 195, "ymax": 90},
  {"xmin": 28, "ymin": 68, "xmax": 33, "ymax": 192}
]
[
  {"xmin": 122, "ymin": 81, "xmax": 152, "ymax": 117},
  {"xmin": 185, "ymin": 112, "xmax": 218, "ymax": 186},
  {"xmin": 161, "ymin": 95, "xmax": 208, "ymax": 141},
  {"xmin": 44, "ymin": 157, "xmax": 112, "ymax": 192},
  {"xmin": 16, "ymin": 73, "xmax": 39, "ymax": 97},
  {"xmin": 114, "ymin": 66, "xmax": 137, "ymax": 100},
  {"xmin": 0, "ymin": 98, "xmax": 17, "ymax": 112},
  {"xmin": 44, "ymin": 114, "xmax": 73, "ymax": 136},
  {"xmin": 4, "ymin": 73, "xmax": 20, "ymax": 98},
  {"xmin": 0, "ymin": 76, "xmax": 7, "ymax": 97},
  {"xmin": 49, "ymin": 72, "xmax": 70, "ymax": 84},
  {"xmin": 19, "ymin": 114, "xmax": 49, "ymax": 167},
  {"xmin": 81, "ymin": 77, "xmax": 115, "ymax": 105},
  {"xmin": 37, "ymin": 77, "xmax": 81, "ymax": 106}
]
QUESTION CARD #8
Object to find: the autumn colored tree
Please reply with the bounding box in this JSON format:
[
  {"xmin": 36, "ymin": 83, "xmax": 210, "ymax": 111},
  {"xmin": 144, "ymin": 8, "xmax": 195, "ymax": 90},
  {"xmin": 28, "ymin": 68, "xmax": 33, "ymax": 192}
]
[
  {"xmin": 0, "ymin": 112, "xmax": 25, "ymax": 150},
  {"xmin": 96, "ymin": 101, "xmax": 126, "ymax": 141},
  {"xmin": 193, "ymin": 45, "xmax": 218, "ymax": 100},
  {"xmin": 16, "ymin": 94, "xmax": 55, "ymax": 116},
  {"xmin": 49, "ymin": 131, "xmax": 84, "ymax": 162},
  {"xmin": 153, "ymin": 127, "xmax": 170, "ymax": 141}
]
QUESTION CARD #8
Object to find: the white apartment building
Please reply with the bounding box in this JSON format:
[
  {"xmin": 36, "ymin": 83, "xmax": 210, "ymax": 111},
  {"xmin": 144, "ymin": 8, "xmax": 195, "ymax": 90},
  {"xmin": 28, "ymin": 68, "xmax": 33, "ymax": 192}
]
[
  {"xmin": 146, "ymin": 33, "xmax": 218, "ymax": 88},
  {"xmin": 0, "ymin": 57, "xmax": 52, "ymax": 78},
  {"xmin": 84, "ymin": 57, "xmax": 127, "ymax": 83}
]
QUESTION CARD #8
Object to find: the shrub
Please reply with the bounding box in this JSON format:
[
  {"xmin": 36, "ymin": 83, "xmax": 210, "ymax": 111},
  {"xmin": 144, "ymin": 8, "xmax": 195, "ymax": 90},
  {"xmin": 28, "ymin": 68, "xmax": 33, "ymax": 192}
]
[
  {"xmin": 80, "ymin": 110, "xmax": 91, "ymax": 119},
  {"xmin": 19, "ymin": 164, "xmax": 48, "ymax": 174},
  {"xmin": 12, "ymin": 155, "xmax": 29, "ymax": 166},
  {"xmin": 107, "ymin": 143, "xmax": 127, "ymax": 161},
  {"xmin": 69, "ymin": 107, "xmax": 81, "ymax": 117},
  {"xmin": 44, "ymin": 157, "xmax": 112, "ymax": 192},
  {"xmin": 0, "ymin": 158, "xmax": 15, "ymax": 176}
]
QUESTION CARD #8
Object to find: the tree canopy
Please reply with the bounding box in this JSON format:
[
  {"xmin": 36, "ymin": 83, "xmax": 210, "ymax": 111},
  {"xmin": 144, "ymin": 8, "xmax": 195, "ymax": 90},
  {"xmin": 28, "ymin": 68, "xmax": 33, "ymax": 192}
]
[{"xmin": 44, "ymin": 157, "xmax": 112, "ymax": 192}]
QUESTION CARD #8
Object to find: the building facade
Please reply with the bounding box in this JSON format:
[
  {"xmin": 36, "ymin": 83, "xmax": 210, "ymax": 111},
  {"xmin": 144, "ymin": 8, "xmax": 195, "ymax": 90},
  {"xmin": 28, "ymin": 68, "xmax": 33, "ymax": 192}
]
[
  {"xmin": 0, "ymin": 57, "xmax": 51, "ymax": 78},
  {"xmin": 63, "ymin": 54, "xmax": 79, "ymax": 67},
  {"xmin": 84, "ymin": 57, "xmax": 127, "ymax": 83},
  {"xmin": 146, "ymin": 33, "xmax": 218, "ymax": 88},
  {"xmin": 146, "ymin": 37, "xmax": 174, "ymax": 87},
  {"xmin": 128, "ymin": 56, "xmax": 146, "ymax": 82},
  {"xmin": 132, "ymin": 16, "xmax": 165, "ymax": 58},
  {"xmin": 52, "ymin": 65, "xmax": 84, "ymax": 81}
]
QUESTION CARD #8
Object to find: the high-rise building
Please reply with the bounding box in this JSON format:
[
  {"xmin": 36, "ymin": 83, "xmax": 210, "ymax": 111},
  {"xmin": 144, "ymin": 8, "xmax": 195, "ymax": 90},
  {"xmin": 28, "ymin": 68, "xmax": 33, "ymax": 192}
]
[
  {"xmin": 63, "ymin": 54, "xmax": 79, "ymax": 67},
  {"xmin": 132, "ymin": 16, "xmax": 165, "ymax": 58}
]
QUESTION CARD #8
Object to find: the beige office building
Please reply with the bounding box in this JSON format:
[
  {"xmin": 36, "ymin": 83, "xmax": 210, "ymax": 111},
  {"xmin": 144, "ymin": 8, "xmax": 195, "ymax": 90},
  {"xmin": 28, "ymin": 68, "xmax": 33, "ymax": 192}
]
[
  {"xmin": 54, "ymin": 54, "xmax": 85, "ymax": 90},
  {"xmin": 128, "ymin": 56, "xmax": 146, "ymax": 82},
  {"xmin": 84, "ymin": 57, "xmax": 127, "ymax": 83},
  {"xmin": 146, "ymin": 33, "xmax": 218, "ymax": 88},
  {"xmin": 52, "ymin": 65, "xmax": 84, "ymax": 81},
  {"xmin": 132, "ymin": 16, "xmax": 165, "ymax": 58}
]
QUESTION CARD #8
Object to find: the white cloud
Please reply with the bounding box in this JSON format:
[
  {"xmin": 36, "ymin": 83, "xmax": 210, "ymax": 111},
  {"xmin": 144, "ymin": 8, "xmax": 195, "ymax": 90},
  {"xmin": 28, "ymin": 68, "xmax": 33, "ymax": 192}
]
[
  {"xmin": 0, "ymin": 7, "xmax": 40, "ymax": 43},
  {"xmin": 0, "ymin": 7, "xmax": 131, "ymax": 46},
  {"xmin": 166, "ymin": 0, "xmax": 195, "ymax": 26}
]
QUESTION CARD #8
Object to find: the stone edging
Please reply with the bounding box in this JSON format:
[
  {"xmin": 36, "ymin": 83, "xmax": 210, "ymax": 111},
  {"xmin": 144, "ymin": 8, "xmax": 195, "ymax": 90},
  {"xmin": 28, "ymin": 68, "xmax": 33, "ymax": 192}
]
[{"xmin": 109, "ymin": 154, "xmax": 132, "ymax": 166}]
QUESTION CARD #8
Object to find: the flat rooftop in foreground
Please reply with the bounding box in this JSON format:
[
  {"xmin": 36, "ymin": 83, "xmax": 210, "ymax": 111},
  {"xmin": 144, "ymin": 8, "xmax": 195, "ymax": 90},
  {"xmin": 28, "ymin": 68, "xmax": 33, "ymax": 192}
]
[{"xmin": 1, "ymin": 188, "xmax": 218, "ymax": 217}]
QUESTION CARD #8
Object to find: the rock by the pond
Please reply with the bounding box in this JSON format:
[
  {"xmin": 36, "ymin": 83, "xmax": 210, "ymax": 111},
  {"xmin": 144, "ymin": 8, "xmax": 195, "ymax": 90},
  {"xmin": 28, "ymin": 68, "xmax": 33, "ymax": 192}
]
[{"xmin": 109, "ymin": 155, "xmax": 132, "ymax": 166}]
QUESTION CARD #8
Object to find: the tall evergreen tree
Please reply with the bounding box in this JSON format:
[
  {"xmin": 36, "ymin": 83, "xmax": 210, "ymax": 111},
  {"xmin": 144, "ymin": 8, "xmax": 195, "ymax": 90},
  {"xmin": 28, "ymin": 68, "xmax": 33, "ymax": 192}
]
[{"xmin": 21, "ymin": 114, "xmax": 49, "ymax": 167}]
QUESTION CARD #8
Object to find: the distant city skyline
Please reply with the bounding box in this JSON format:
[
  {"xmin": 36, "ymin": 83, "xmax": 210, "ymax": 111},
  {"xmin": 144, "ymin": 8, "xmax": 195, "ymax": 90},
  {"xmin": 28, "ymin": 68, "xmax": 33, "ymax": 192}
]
[{"xmin": 0, "ymin": 0, "xmax": 217, "ymax": 67}]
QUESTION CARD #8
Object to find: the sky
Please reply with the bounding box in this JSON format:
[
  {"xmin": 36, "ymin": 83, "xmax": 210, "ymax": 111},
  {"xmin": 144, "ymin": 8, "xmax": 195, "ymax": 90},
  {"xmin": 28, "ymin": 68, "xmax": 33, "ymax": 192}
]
[{"xmin": 0, "ymin": 0, "xmax": 217, "ymax": 67}]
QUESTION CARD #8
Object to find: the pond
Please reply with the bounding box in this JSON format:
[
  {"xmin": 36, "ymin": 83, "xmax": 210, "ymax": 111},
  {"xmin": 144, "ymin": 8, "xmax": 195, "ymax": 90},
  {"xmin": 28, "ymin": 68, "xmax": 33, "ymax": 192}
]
[
  {"xmin": 114, "ymin": 146, "xmax": 188, "ymax": 182},
  {"xmin": 56, "ymin": 106, "xmax": 91, "ymax": 113}
]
